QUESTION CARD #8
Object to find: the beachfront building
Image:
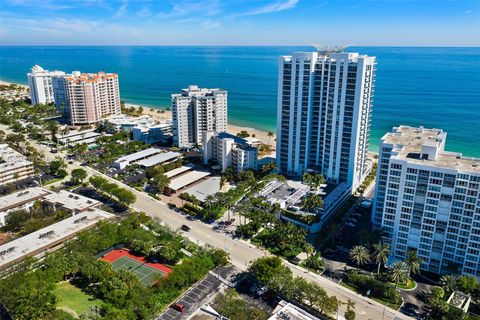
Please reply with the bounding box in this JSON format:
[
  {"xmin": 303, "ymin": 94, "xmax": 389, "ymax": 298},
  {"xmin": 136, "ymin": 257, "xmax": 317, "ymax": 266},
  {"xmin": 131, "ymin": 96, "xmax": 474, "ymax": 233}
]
[
  {"xmin": 64, "ymin": 71, "xmax": 121, "ymax": 125},
  {"xmin": 27, "ymin": 65, "xmax": 65, "ymax": 105},
  {"xmin": 372, "ymin": 125, "xmax": 480, "ymax": 277},
  {"xmin": 0, "ymin": 144, "xmax": 35, "ymax": 186},
  {"xmin": 27, "ymin": 66, "xmax": 122, "ymax": 124},
  {"xmin": 276, "ymin": 49, "xmax": 376, "ymax": 192},
  {"xmin": 107, "ymin": 114, "xmax": 172, "ymax": 144},
  {"xmin": 203, "ymin": 131, "xmax": 257, "ymax": 173},
  {"xmin": 171, "ymin": 85, "xmax": 227, "ymax": 148},
  {"xmin": 132, "ymin": 121, "xmax": 172, "ymax": 144}
]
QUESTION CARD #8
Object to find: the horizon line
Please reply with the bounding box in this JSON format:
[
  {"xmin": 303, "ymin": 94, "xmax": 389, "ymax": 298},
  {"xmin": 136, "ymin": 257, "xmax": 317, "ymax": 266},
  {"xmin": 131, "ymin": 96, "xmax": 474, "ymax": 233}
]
[{"xmin": 1, "ymin": 44, "xmax": 479, "ymax": 48}]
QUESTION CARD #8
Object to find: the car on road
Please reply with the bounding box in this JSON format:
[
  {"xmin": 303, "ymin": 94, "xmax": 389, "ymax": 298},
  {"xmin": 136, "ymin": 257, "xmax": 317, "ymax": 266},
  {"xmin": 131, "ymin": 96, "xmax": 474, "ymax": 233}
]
[
  {"xmin": 181, "ymin": 225, "xmax": 191, "ymax": 232},
  {"xmin": 170, "ymin": 303, "xmax": 185, "ymax": 313}
]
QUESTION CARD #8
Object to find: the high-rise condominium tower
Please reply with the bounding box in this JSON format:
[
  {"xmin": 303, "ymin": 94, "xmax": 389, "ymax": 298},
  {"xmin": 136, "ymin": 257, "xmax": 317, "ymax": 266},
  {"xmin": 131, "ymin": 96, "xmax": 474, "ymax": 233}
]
[
  {"xmin": 27, "ymin": 65, "xmax": 65, "ymax": 105},
  {"xmin": 373, "ymin": 126, "xmax": 480, "ymax": 277},
  {"xmin": 27, "ymin": 66, "xmax": 121, "ymax": 125},
  {"xmin": 276, "ymin": 50, "xmax": 376, "ymax": 191},
  {"xmin": 171, "ymin": 85, "xmax": 227, "ymax": 148},
  {"xmin": 63, "ymin": 71, "xmax": 121, "ymax": 125}
]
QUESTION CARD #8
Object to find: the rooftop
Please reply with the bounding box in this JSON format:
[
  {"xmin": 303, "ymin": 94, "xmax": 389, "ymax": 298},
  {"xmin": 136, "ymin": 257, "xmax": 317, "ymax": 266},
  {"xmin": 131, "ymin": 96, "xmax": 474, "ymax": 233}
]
[
  {"xmin": 43, "ymin": 190, "xmax": 100, "ymax": 211},
  {"xmin": 114, "ymin": 147, "xmax": 162, "ymax": 165},
  {"xmin": 0, "ymin": 187, "xmax": 52, "ymax": 212},
  {"xmin": 173, "ymin": 85, "xmax": 227, "ymax": 98},
  {"xmin": 164, "ymin": 163, "xmax": 195, "ymax": 179},
  {"xmin": 382, "ymin": 125, "xmax": 480, "ymax": 173},
  {"xmin": 58, "ymin": 131, "xmax": 101, "ymax": 143},
  {"xmin": 136, "ymin": 151, "xmax": 181, "ymax": 168},
  {"xmin": 0, "ymin": 144, "xmax": 33, "ymax": 172},
  {"xmin": 216, "ymin": 132, "xmax": 248, "ymax": 145},
  {"xmin": 169, "ymin": 170, "xmax": 211, "ymax": 191},
  {"xmin": 269, "ymin": 301, "xmax": 319, "ymax": 320},
  {"xmin": 0, "ymin": 209, "xmax": 114, "ymax": 269}
]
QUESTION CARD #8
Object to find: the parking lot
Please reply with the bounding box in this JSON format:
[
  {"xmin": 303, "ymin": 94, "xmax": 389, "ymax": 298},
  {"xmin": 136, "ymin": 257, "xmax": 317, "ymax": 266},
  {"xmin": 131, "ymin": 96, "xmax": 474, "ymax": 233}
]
[{"xmin": 157, "ymin": 266, "xmax": 237, "ymax": 320}]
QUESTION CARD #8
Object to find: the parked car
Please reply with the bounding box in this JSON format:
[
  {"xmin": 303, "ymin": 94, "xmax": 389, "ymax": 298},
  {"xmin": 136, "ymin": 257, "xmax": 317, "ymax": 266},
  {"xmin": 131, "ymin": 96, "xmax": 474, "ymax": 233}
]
[{"xmin": 170, "ymin": 303, "xmax": 185, "ymax": 313}]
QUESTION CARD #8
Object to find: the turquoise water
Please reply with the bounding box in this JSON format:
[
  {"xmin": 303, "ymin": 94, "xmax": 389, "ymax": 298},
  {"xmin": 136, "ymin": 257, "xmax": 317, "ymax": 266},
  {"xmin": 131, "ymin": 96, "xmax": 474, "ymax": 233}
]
[{"xmin": 0, "ymin": 46, "xmax": 479, "ymax": 157}]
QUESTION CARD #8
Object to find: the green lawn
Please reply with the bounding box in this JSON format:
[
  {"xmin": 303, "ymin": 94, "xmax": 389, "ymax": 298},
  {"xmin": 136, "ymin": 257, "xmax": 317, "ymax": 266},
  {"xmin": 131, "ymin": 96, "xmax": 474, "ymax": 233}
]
[{"xmin": 53, "ymin": 281, "xmax": 103, "ymax": 316}]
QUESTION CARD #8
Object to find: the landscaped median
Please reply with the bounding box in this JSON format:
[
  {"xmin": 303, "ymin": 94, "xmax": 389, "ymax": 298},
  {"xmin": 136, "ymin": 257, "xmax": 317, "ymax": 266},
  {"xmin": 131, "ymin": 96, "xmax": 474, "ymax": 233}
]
[{"xmin": 340, "ymin": 270, "xmax": 403, "ymax": 310}]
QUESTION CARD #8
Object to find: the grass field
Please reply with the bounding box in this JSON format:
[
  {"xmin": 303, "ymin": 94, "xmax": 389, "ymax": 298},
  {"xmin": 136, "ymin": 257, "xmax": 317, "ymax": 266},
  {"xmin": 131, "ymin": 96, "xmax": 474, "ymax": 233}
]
[
  {"xmin": 53, "ymin": 281, "xmax": 103, "ymax": 316},
  {"xmin": 111, "ymin": 255, "xmax": 165, "ymax": 286}
]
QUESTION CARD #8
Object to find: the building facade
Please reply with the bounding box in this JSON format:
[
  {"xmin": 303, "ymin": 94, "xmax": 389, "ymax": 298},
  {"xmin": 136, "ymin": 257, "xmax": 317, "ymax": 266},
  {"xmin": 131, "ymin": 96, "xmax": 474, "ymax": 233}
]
[
  {"xmin": 27, "ymin": 65, "xmax": 65, "ymax": 105},
  {"xmin": 27, "ymin": 66, "xmax": 121, "ymax": 125},
  {"xmin": 172, "ymin": 85, "xmax": 227, "ymax": 147},
  {"xmin": 0, "ymin": 144, "xmax": 35, "ymax": 186},
  {"xmin": 372, "ymin": 126, "xmax": 480, "ymax": 277},
  {"xmin": 203, "ymin": 131, "xmax": 257, "ymax": 173},
  {"xmin": 64, "ymin": 71, "xmax": 121, "ymax": 125},
  {"xmin": 276, "ymin": 50, "xmax": 375, "ymax": 191}
]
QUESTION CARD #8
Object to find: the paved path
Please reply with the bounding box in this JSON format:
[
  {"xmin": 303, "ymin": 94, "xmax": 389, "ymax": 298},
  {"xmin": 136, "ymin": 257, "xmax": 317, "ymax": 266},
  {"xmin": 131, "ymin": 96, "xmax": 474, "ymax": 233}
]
[{"xmin": 8, "ymin": 126, "xmax": 412, "ymax": 320}]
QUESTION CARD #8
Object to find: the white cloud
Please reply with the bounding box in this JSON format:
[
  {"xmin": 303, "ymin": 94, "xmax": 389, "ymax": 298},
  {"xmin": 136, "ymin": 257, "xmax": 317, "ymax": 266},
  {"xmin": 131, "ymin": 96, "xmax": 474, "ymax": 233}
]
[
  {"xmin": 115, "ymin": 1, "xmax": 128, "ymax": 18},
  {"xmin": 465, "ymin": 10, "xmax": 473, "ymax": 14},
  {"xmin": 157, "ymin": 0, "xmax": 220, "ymax": 19},
  {"xmin": 137, "ymin": 6, "xmax": 151, "ymax": 18},
  {"xmin": 201, "ymin": 19, "xmax": 220, "ymax": 29},
  {"xmin": 238, "ymin": 0, "xmax": 299, "ymax": 16}
]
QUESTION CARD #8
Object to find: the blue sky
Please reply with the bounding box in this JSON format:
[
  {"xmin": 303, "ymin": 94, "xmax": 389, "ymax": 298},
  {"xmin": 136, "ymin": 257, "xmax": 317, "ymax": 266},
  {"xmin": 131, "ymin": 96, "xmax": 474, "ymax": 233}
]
[{"xmin": 1, "ymin": 0, "xmax": 479, "ymax": 46}]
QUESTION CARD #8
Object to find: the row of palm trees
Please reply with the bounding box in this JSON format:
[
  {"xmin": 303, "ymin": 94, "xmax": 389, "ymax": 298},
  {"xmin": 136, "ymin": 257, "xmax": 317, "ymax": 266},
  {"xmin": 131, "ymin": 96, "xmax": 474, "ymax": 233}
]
[{"xmin": 349, "ymin": 244, "xmax": 423, "ymax": 286}]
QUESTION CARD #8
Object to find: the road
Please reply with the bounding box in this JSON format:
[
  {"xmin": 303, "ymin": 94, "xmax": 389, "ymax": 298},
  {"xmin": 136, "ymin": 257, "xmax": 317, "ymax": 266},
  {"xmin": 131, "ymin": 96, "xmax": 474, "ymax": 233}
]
[{"xmin": 3, "ymin": 124, "xmax": 411, "ymax": 320}]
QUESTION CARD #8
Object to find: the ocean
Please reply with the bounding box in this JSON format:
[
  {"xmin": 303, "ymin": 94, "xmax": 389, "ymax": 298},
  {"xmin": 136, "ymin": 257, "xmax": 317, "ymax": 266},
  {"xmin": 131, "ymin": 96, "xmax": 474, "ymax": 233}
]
[{"xmin": 0, "ymin": 46, "xmax": 479, "ymax": 157}]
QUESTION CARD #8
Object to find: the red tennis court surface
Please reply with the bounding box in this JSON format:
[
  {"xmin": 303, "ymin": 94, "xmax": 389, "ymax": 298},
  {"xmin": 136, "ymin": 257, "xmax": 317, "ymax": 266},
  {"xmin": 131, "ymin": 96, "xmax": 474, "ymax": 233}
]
[{"xmin": 101, "ymin": 249, "xmax": 172, "ymax": 275}]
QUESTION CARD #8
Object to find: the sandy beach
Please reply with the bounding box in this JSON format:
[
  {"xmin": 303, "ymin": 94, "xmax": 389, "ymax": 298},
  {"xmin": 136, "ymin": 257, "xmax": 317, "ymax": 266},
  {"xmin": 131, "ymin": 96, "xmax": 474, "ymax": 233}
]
[
  {"xmin": 0, "ymin": 80, "xmax": 28, "ymax": 89},
  {"xmin": 0, "ymin": 79, "xmax": 276, "ymax": 146},
  {"xmin": 124, "ymin": 103, "xmax": 276, "ymax": 147}
]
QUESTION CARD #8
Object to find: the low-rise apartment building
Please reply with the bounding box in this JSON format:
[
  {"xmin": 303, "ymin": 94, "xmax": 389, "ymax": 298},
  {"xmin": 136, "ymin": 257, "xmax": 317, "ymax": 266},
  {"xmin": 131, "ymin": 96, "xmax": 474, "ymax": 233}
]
[
  {"xmin": 203, "ymin": 131, "xmax": 257, "ymax": 173},
  {"xmin": 0, "ymin": 144, "xmax": 35, "ymax": 186},
  {"xmin": 372, "ymin": 126, "xmax": 480, "ymax": 277}
]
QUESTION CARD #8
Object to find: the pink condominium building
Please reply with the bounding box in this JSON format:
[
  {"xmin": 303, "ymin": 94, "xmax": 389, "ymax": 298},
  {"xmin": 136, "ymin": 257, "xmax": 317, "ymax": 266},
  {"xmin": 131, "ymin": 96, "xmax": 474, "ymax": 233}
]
[{"xmin": 65, "ymin": 71, "xmax": 121, "ymax": 125}]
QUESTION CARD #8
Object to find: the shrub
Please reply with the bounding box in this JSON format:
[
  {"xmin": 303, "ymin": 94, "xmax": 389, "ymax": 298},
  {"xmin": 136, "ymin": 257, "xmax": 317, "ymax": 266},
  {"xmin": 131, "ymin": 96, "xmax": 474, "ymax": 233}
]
[{"xmin": 344, "ymin": 271, "xmax": 401, "ymax": 305}]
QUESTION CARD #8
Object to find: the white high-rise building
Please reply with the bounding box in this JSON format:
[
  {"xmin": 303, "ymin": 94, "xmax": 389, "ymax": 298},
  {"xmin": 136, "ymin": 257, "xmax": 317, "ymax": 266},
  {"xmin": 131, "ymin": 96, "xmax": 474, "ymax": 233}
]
[
  {"xmin": 27, "ymin": 65, "xmax": 65, "ymax": 105},
  {"xmin": 171, "ymin": 85, "xmax": 227, "ymax": 147},
  {"xmin": 276, "ymin": 50, "xmax": 375, "ymax": 191},
  {"xmin": 373, "ymin": 126, "xmax": 480, "ymax": 277}
]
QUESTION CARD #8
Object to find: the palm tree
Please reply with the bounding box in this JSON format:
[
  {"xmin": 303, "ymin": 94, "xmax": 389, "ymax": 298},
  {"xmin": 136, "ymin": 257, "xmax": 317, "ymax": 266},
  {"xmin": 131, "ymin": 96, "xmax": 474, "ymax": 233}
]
[
  {"xmin": 302, "ymin": 172, "xmax": 313, "ymax": 186},
  {"xmin": 345, "ymin": 299, "xmax": 355, "ymax": 311},
  {"xmin": 372, "ymin": 243, "xmax": 390, "ymax": 274},
  {"xmin": 45, "ymin": 121, "xmax": 59, "ymax": 142},
  {"xmin": 300, "ymin": 194, "xmax": 324, "ymax": 213},
  {"xmin": 349, "ymin": 245, "xmax": 370, "ymax": 270},
  {"xmin": 267, "ymin": 131, "xmax": 274, "ymax": 145},
  {"xmin": 304, "ymin": 243, "xmax": 315, "ymax": 259},
  {"xmin": 204, "ymin": 194, "xmax": 216, "ymax": 209},
  {"xmin": 404, "ymin": 250, "xmax": 423, "ymax": 279},
  {"xmin": 389, "ymin": 261, "xmax": 408, "ymax": 288},
  {"xmin": 439, "ymin": 274, "xmax": 457, "ymax": 295}
]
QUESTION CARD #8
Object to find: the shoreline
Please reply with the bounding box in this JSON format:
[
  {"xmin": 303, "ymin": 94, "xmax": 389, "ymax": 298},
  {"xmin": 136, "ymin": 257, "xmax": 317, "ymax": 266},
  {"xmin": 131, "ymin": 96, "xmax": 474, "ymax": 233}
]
[
  {"xmin": 0, "ymin": 79, "xmax": 277, "ymax": 146},
  {"xmin": 0, "ymin": 79, "xmax": 381, "ymax": 156},
  {"xmin": 124, "ymin": 102, "xmax": 277, "ymax": 148}
]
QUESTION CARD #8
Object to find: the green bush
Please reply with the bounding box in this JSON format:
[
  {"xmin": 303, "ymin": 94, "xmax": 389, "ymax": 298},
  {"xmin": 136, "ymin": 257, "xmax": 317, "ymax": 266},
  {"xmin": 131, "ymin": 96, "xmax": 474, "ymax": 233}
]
[{"xmin": 344, "ymin": 271, "xmax": 402, "ymax": 305}]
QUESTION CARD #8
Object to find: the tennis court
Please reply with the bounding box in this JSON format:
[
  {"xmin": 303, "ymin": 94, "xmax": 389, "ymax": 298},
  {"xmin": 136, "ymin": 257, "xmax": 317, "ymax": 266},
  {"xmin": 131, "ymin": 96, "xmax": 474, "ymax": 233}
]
[
  {"xmin": 111, "ymin": 256, "xmax": 164, "ymax": 286},
  {"xmin": 100, "ymin": 249, "xmax": 172, "ymax": 286}
]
